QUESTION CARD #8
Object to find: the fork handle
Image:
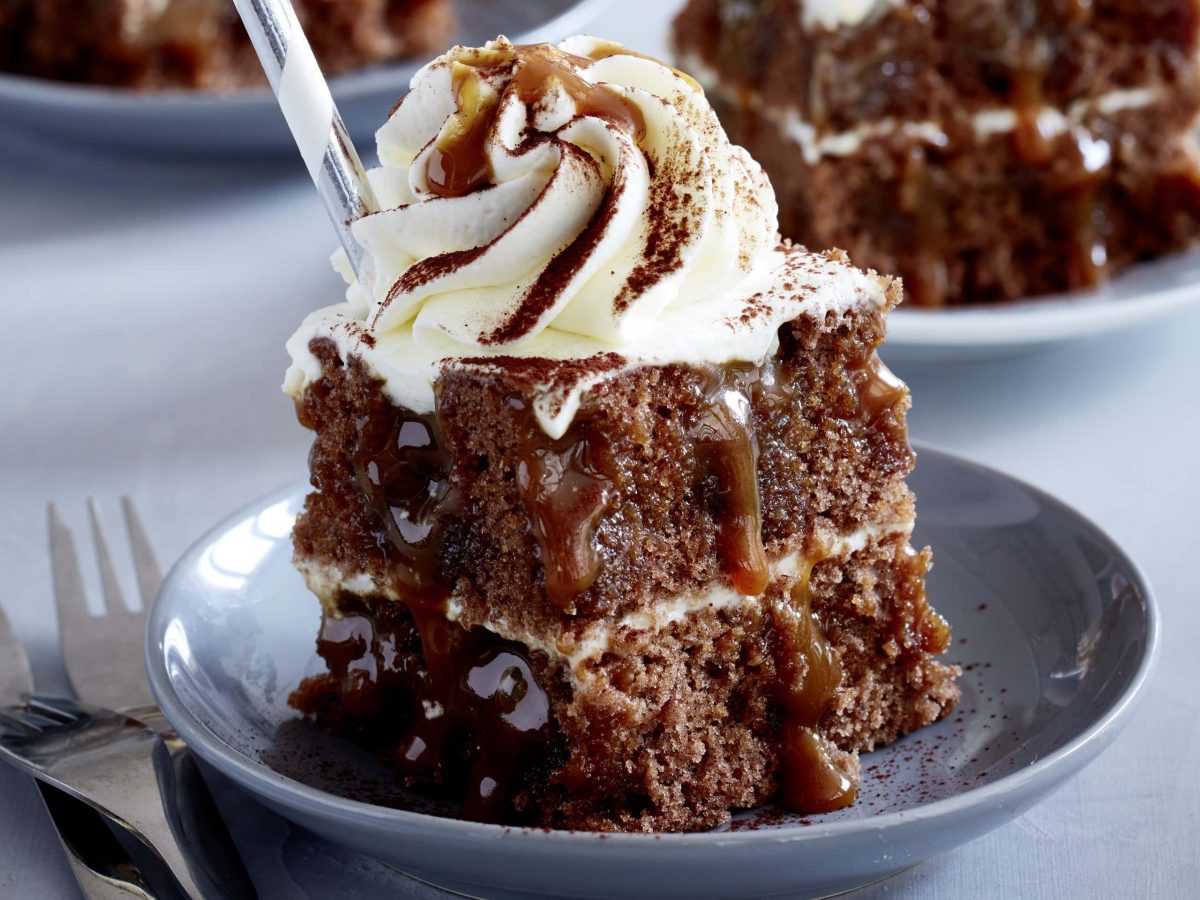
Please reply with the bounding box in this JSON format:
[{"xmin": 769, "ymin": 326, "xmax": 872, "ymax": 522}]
[
  {"xmin": 126, "ymin": 706, "xmax": 259, "ymax": 900},
  {"xmin": 36, "ymin": 780, "xmax": 156, "ymax": 900}
]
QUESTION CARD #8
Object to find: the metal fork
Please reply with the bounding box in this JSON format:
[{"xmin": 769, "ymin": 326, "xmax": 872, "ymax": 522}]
[
  {"xmin": 0, "ymin": 602, "xmax": 155, "ymax": 899},
  {"xmin": 0, "ymin": 697, "xmax": 183, "ymax": 898},
  {"xmin": 46, "ymin": 499, "xmax": 257, "ymax": 899},
  {"xmin": 50, "ymin": 499, "xmax": 159, "ymax": 711}
]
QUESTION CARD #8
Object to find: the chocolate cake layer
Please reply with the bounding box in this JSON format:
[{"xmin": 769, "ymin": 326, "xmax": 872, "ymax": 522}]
[
  {"xmin": 673, "ymin": 0, "xmax": 1200, "ymax": 306},
  {"xmin": 0, "ymin": 0, "xmax": 453, "ymax": 90},
  {"xmin": 673, "ymin": 0, "xmax": 1200, "ymax": 133},
  {"xmin": 294, "ymin": 297, "xmax": 911, "ymax": 632},
  {"xmin": 709, "ymin": 92, "xmax": 1200, "ymax": 305},
  {"xmin": 292, "ymin": 531, "xmax": 958, "ymax": 832},
  {"xmin": 289, "ymin": 286, "xmax": 959, "ymax": 830}
]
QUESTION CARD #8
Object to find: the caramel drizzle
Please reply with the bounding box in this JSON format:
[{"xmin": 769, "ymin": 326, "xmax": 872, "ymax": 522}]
[
  {"xmin": 515, "ymin": 407, "xmax": 615, "ymax": 613},
  {"xmin": 899, "ymin": 148, "xmax": 950, "ymax": 309},
  {"xmin": 353, "ymin": 407, "xmax": 460, "ymax": 601},
  {"xmin": 349, "ymin": 402, "xmax": 557, "ymax": 822},
  {"xmin": 341, "ymin": 346, "xmax": 911, "ymax": 819},
  {"xmin": 426, "ymin": 43, "xmax": 647, "ymax": 200},
  {"xmin": 772, "ymin": 559, "xmax": 857, "ymax": 814},
  {"xmin": 689, "ymin": 365, "xmax": 769, "ymax": 597},
  {"xmin": 310, "ymin": 599, "xmax": 552, "ymax": 824},
  {"xmin": 1010, "ymin": 55, "xmax": 1108, "ymax": 291}
]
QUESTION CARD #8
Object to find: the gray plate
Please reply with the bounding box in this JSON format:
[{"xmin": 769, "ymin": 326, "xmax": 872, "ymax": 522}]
[
  {"xmin": 886, "ymin": 249, "xmax": 1200, "ymax": 363},
  {"xmin": 0, "ymin": 0, "xmax": 610, "ymax": 156},
  {"xmin": 146, "ymin": 446, "xmax": 1158, "ymax": 899}
]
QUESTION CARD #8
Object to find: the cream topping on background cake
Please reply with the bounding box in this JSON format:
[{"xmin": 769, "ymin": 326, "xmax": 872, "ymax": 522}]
[
  {"xmin": 285, "ymin": 36, "xmax": 887, "ymax": 438},
  {"xmin": 679, "ymin": 51, "xmax": 1166, "ymax": 167},
  {"xmin": 800, "ymin": 0, "xmax": 903, "ymax": 30}
]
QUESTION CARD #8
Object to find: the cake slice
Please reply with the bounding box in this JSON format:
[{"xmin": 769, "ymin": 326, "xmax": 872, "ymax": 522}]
[
  {"xmin": 672, "ymin": 0, "xmax": 1200, "ymax": 306},
  {"xmin": 284, "ymin": 36, "xmax": 958, "ymax": 832},
  {"xmin": 0, "ymin": 0, "xmax": 454, "ymax": 90}
]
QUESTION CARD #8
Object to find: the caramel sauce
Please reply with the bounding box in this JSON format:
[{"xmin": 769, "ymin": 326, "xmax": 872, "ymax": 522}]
[
  {"xmin": 1012, "ymin": 64, "xmax": 1054, "ymax": 166},
  {"xmin": 896, "ymin": 546, "xmax": 953, "ymax": 656},
  {"xmin": 515, "ymin": 409, "xmax": 615, "ymax": 613},
  {"xmin": 352, "ymin": 404, "xmax": 460, "ymax": 601},
  {"xmin": 772, "ymin": 560, "xmax": 857, "ymax": 813},
  {"xmin": 331, "ymin": 344, "xmax": 915, "ymax": 820},
  {"xmin": 689, "ymin": 365, "xmax": 769, "ymax": 596},
  {"xmin": 311, "ymin": 598, "xmax": 552, "ymax": 823},
  {"xmin": 349, "ymin": 402, "xmax": 554, "ymax": 821},
  {"xmin": 1010, "ymin": 53, "xmax": 1108, "ymax": 292},
  {"xmin": 898, "ymin": 149, "xmax": 950, "ymax": 308},
  {"xmin": 1061, "ymin": 144, "xmax": 1106, "ymax": 291},
  {"xmin": 426, "ymin": 43, "xmax": 647, "ymax": 199},
  {"xmin": 834, "ymin": 342, "xmax": 909, "ymax": 449},
  {"xmin": 427, "ymin": 63, "xmax": 498, "ymax": 199}
]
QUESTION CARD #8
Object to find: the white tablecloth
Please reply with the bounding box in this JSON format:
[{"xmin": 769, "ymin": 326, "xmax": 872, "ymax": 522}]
[{"xmin": 2, "ymin": 2, "xmax": 1198, "ymax": 896}]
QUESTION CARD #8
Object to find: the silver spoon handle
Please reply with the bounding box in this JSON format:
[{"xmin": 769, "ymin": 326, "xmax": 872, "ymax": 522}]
[{"xmin": 232, "ymin": 0, "xmax": 378, "ymax": 286}]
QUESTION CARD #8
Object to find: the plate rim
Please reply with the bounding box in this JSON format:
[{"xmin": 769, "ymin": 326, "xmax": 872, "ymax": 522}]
[
  {"xmin": 0, "ymin": 0, "xmax": 612, "ymax": 109},
  {"xmin": 146, "ymin": 444, "xmax": 1160, "ymax": 847},
  {"xmin": 887, "ymin": 249, "xmax": 1200, "ymax": 348}
]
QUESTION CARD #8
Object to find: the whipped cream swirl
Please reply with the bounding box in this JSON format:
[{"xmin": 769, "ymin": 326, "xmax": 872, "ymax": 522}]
[
  {"xmin": 337, "ymin": 35, "xmax": 779, "ymax": 347},
  {"xmin": 288, "ymin": 37, "xmax": 888, "ymax": 438}
]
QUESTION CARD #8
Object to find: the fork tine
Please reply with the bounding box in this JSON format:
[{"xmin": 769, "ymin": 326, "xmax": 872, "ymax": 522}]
[
  {"xmin": 48, "ymin": 504, "xmax": 94, "ymax": 637},
  {"xmin": 87, "ymin": 499, "xmax": 129, "ymax": 613},
  {"xmin": 14, "ymin": 710, "xmax": 61, "ymax": 729},
  {"xmin": 50, "ymin": 505, "xmax": 156, "ymax": 710},
  {"xmin": 0, "ymin": 709, "xmax": 41, "ymax": 737},
  {"xmin": 26, "ymin": 696, "xmax": 82, "ymax": 723},
  {"xmin": 122, "ymin": 497, "xmax": 162, "ymax": 609}
]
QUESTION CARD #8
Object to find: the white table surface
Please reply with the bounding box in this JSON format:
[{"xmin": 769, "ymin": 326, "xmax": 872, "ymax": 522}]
[{"xmin": 2, "ymin": 2, "xmax": 1198, "ymax": 897}]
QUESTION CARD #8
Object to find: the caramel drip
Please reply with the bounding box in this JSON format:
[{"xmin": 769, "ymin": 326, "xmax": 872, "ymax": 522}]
[
  {"xmin": 427, "ymin": 64, "xmax": 498, "ymax": 199},
  {"xmin": 426, "ymin": 43, "xmax": 647, "ymax": 199},
  {"xmin": 1012, "ymin": 63, "xmax": 1054, "ymax": 166},
  {"xmin": 309, "ymin": 598, "xmax": 552, "ymax": 823},
  {"xmin": 689, "ymin": 365, "xmax": 769, "ymax": 597},
  {"xmin": 894, "ymin": 546, "xmax": 952, "ymax": 656},
  {"xmin": 510, "ymin": 46, "xmax": 646, "ymax": 141},
  {"xmin": 515, "ymin": 407, "xmax": 615, "ymax": 613},
  {"xmin": 1062, "ymin": 145, "xmax": 1106, "ymax": 291},
  {"xmin": 836, "ymin": 344, "xmax": 909, "ymax": 448},
  {"xmin": 352, "ymin": 404, "xmax": 460, "ymax": 601},
  {"xmin": 772, "ymin": 561, "xmax": 857, "ymax": 813},
  {"xmin": 1007, "ymin": 26, "xmax": 1108, "ymax": 292},
  {"xmin": 898, "ymin": 148, "xmax": 949, "ymax": 308},
  {"xmin": 350, "ymin": 401, "xmax": 554, "ymax": 820}
]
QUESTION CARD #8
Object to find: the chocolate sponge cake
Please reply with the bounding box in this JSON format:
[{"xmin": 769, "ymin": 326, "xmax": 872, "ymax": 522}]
[
  {"xmin": 0, "ymin": 0, "xmax": 453, "ymax": 90},
  {"xmin": 673, "ymin": 0, "xmax": 1200, "ymax": 306},
  {"xmin": 284, "ymin": 37, "xmax": 958, "ymax": 832}
]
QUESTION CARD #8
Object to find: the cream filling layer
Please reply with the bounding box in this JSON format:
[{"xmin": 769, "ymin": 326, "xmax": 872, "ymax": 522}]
[
  {"xmin": 297, "ymin": 519, "xmax": 914, "ymax": 687},
  {"xmin": 797, "ymin": 0, "xmax": 905, "ymax": 31},
  {"xmin": 679, "ymin": 52, "xmax": 1163, "ymax": 167}
]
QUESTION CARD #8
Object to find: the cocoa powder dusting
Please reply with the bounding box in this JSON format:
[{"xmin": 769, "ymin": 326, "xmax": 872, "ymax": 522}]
[
  {"xmin": 615, "ymin": 155, "xmax": 697, "ymax": 312},
  {"xmin": 377, "ymin": 245, "xmax": 488, "ymax": 324},
  {"xmin": 484, "ymin": 177, "xmax": 624, "ymax": 344}
]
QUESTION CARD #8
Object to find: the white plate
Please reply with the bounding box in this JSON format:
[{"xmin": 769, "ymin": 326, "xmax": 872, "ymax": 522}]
[
  {"xmin": 0, "ymin": 0, "xmax": 610, "ymax": 156},
  {"xmin": 146, "ymin": 447, "xmax": 1157, "ymax": 899},
  {"xmin": 887, "ymin": 249, "xmax": 1200, "ymax": 362}
]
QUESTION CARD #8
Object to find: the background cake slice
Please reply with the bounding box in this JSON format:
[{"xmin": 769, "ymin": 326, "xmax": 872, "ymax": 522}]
[
  {"xmin": 284, "ymin": 36, "xmax": 958, "ymax": 832},
  {"xmin": 672, "ymin": 0, "xmax": 1200, "ymax": 306},
  {"xmin": 0, "ymin": 0, "xmax": 454, "ymax": 90}
]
